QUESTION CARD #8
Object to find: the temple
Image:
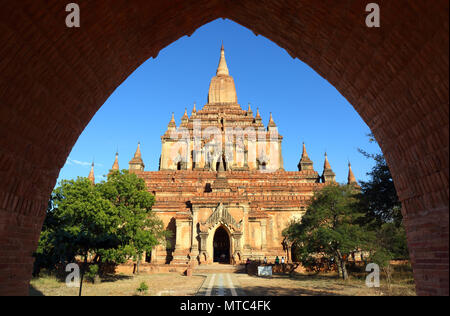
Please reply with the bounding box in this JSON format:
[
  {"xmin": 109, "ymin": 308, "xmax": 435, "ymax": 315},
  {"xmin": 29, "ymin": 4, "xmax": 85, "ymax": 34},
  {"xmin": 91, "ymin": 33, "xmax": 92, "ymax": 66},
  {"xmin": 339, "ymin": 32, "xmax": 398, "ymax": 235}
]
[{"xmin": 106, "ymin": 45, "xmax": 357, "ymax": 265}]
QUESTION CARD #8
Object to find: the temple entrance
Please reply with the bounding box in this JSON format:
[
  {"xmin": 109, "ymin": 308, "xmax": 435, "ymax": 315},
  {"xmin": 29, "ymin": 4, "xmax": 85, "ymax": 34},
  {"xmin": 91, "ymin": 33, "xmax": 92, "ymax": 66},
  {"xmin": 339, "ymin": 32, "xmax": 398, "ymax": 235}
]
[{"xmin": 213, "ymin": 226, "xmax": 230, "ymax": 264}]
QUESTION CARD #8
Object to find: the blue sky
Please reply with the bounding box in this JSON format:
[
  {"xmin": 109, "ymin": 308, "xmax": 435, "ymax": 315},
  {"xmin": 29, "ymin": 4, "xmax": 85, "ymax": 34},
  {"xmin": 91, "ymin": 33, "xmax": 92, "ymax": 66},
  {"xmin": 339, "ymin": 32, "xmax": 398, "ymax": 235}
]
[{"xmin": 58, "ymin": 19, "xmax": 380, "ymax": 184}]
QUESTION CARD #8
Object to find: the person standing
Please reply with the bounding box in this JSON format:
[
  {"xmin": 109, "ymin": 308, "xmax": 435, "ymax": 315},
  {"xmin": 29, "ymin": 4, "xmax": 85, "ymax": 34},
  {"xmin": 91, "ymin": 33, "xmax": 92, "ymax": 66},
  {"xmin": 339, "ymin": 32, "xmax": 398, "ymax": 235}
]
[
  {"xmin": 275, "ymin": 256, "xmax": 280, "ymax": 265},
  {"xmin": 245, "ymin": 258, "xmax": 251, "ymax": 273}
]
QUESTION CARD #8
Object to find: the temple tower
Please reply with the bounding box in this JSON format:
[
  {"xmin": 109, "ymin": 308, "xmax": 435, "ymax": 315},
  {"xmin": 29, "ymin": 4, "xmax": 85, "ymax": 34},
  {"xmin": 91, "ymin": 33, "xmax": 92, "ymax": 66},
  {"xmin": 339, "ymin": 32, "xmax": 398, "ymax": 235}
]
[
  {"xmin": 111, "ymin": 151, "xmax": 119, "ymax": 171},
  {"xmin": 129, "ymin": 142, "xmax": 145, "ymax": 171},
  {"xmin": 208, "ymin": 44, "xmax": 237, "ymax": 105},
  {"xmin": 158, "ymin": 44, "xmax": 284, "ymax": 172},
  {"xmin": 88, "ymin": 161, "xmax": 95, "ymax": 184},
  {"xmin": 347, "ymin": 161, "xmax": 357, "ymax": 185},
  {"xmin": 297, "ymin": 142, "xmax": 314, "ymax": 171},
  {"xmin": 321, "ymin": 152, "xmax": 336, "ymax": 183}
]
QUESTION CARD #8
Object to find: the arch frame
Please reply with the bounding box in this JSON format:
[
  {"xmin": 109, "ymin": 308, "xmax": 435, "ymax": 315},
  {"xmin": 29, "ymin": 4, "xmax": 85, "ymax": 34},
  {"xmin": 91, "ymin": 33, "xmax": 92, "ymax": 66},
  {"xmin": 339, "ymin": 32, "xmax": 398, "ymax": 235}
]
[{"xmin": 0, "ymin": 0, "xmax": 447, "ymax": 295}]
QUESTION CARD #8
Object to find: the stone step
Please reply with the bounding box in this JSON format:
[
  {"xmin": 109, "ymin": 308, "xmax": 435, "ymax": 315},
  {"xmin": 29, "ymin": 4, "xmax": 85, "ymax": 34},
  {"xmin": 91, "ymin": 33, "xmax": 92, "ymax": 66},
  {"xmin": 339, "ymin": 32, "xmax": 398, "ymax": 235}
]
[{"xmin": 193, "ymin": 264, "xmax": 245, "ymax": 274}]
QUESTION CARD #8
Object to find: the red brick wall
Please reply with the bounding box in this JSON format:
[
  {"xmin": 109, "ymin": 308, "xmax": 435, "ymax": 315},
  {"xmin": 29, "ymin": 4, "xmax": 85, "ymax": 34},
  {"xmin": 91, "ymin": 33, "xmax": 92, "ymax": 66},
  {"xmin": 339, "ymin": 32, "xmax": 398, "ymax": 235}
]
[{"xmin": 0, "ymin": 0, "xmax": 447, "ymax": 295}]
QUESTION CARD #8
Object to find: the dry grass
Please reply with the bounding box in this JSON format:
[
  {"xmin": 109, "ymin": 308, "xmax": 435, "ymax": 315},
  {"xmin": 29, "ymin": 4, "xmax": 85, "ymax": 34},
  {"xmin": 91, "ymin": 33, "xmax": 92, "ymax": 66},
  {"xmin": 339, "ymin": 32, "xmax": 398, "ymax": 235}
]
[
  {"xmin": 30, "ymin": 264, "xmax": 415, "ymax": 296},
  {"xmin": 30, "ymin": 273, "xmax": 206, "ymax": 296},
  {"xmin": 235, "ymin": 272, "xmax": 415, "ymax": 296}
]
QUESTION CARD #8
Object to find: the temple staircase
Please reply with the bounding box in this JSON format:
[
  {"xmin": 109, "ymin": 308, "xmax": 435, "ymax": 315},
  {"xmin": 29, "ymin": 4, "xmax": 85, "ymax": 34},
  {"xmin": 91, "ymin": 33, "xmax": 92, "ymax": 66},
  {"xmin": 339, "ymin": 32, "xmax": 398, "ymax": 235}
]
[{"xmin": 193, "ymin": 263, "xmax": 245, "ymax": 274}]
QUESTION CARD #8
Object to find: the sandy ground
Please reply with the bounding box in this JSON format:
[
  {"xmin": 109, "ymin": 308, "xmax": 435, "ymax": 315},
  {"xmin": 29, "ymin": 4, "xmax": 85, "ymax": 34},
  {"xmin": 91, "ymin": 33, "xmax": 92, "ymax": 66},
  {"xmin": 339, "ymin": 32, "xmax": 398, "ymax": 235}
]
[
  {"xmin": 30, "ymin": 273, "xmax": 206, "ymax": 296},
  {"xmin": 30, "ymin": 271, "xmax": 415, "ymax": 296},
  {"xmin": 234, "ymin": 273, "xmax": 416, "ymax": 296}
]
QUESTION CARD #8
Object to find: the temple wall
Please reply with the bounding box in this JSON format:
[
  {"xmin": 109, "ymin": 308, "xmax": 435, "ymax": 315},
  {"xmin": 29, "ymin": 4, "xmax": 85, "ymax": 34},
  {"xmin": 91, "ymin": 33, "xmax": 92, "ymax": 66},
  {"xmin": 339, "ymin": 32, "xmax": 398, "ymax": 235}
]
[
  {"xmin": 160, "ymin": 136, "xmax": 282, "ymax": 171},
  {"xmin": 151, "ymin": 203, "xmax": 305, "ymax": 264}
]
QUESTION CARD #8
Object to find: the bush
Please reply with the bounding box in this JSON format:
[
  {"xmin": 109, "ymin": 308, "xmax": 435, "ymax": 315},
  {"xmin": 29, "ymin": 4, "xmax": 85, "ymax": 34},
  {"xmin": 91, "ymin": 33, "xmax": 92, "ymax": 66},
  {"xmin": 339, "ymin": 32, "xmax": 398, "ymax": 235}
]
[
  {"xmin": 137, "ymin": 281, "xmax": 149, "ymax": 294},
  {"xmin": 86, "ymin": 264, "xmax": 100, "ymax": 283}
]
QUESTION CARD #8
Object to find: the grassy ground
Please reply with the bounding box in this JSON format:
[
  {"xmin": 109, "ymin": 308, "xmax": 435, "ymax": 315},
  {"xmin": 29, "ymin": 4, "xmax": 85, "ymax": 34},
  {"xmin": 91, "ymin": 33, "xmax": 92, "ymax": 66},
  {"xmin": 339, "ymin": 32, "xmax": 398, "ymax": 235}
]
[{"xmin": 30, "ymin": 273, "xmax": 206, "ymax": 296}]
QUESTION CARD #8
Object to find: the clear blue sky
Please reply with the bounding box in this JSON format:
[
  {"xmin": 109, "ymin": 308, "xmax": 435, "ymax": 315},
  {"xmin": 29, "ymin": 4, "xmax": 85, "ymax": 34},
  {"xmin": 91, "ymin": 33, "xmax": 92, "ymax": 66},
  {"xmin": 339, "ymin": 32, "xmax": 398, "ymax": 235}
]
[{"xmin": 58, "ymin": 19, "xmax": 381, "ymax": 184}]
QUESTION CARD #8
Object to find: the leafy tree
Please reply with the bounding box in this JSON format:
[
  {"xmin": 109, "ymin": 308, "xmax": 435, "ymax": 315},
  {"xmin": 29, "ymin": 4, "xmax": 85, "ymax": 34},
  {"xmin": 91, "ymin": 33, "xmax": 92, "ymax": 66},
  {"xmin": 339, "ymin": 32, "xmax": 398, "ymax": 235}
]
[
  {"xmin": 283, "ymin": 184, "xmax": 374, "ymax": 280},
  {"xmin": 97, "ymin": 170, "xmax": 169, "ymax": 273},
  {"xmin": 45, "ymin": 177, "xmax": 120, "ymax": 295},
  {"xmin": 33, "ymin": 197, "xmax": 60, "ymax": 276},
  {"xmin": 34, "ymin": 171, "xmax": 170, "ymax": 293},
  {"xmin": 376, "ymin": 223, "xmax": 409, "ymax": 259},
  {"xmin": 358, "ymin": 133, "xmax": 408, "ymax": 260},
  {"xmin": 358, "ymin": 135, "xmax": 402, "ymax": 227}
]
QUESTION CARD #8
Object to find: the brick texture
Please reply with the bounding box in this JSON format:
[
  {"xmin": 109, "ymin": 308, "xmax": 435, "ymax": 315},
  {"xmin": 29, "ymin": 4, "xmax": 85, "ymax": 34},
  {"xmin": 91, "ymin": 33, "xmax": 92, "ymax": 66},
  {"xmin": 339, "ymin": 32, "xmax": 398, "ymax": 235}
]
[{"xmin": 0, "ymin": 0, "xmax": 448, "ymax": 295}]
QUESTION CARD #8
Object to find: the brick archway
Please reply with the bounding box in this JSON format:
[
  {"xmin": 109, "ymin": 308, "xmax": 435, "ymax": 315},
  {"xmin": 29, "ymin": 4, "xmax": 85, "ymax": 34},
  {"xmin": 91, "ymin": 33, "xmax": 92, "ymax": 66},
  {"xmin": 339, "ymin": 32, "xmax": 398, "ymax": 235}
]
[{"xmin": 0, "ymin": 1, "xmax": 447, "ymax": 295}]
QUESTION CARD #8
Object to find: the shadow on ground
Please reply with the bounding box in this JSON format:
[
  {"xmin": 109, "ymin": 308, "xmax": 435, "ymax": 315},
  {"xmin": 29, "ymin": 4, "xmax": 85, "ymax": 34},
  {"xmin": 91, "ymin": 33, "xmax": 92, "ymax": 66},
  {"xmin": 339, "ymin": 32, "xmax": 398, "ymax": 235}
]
[
  {"xmin": 238, "ymin": 273, "xmax": 349, "ymax": 296},
  {"xmin": 240, "ymin": 284, "xmax": 342, "ymax": 296},
  {"xmin": 29, "ymin": 285, "xmax": 45, "ymax": 296},
  {"xmin": 99, "ymin": 274, "xmax": 134, "ymax": 283}
]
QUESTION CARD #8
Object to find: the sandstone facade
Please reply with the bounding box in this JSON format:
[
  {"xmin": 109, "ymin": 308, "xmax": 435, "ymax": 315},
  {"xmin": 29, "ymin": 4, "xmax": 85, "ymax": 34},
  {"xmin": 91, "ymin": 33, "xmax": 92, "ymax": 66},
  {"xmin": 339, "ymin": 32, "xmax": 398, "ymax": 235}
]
[{"xmin": 118, "ymin": 47, "xmax": 352, "ymax": 265}]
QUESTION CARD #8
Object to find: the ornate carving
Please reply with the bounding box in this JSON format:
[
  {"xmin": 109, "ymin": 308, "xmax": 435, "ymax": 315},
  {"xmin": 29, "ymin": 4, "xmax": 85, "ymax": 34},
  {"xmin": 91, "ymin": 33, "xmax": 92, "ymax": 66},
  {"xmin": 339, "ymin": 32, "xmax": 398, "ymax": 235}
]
[{"xmin": 203, "ymin": 203, "xmax": 241, "ymax": 232}]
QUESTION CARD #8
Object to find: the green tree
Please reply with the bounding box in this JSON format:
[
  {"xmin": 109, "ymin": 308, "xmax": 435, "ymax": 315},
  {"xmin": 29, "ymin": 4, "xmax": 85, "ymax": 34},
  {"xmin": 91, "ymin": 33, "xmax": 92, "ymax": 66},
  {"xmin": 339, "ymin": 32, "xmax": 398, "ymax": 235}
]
[
  {"xmin": 358, "ymin": 135, "xmax": 402, "ymax": 227},
  {"xmin": 33, "ymin": 197, "xmax": 60, "ymax": 276},
  {"xmin": 97, "ymin": 170, "xmax": 169, "ymax": 273},
  {"xmin": 34, "ymin": 171, "xmax": 171, "ymax": 293},
  {"xmin": 283, "ymin": 184, "xmax": 374, "ymax": 280},
  {"xmin": 358, "ymin": 133, "xmax": 408, "ymax": 260},
  {"xmin": 46, "ymin": 177, "xmax": 120, "ymax": 295}
]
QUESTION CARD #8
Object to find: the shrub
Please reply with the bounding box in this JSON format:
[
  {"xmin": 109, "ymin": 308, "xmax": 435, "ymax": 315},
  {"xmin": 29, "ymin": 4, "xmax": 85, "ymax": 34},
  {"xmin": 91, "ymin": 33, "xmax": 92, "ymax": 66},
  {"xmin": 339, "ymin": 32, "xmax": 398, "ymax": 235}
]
[
  {"xmin": 86, "ymin": 264, "xmax": 100, "ymax": 283},
  {"xmin": 137, "ymin": 281, "xmax": 148, "ymax": 294}
]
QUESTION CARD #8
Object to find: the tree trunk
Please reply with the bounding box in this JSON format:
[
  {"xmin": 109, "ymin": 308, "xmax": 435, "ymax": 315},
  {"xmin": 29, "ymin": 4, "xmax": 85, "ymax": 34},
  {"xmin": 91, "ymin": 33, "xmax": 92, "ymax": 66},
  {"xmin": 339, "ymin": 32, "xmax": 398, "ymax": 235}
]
[
  {"xmin": 136, "ymin": 258, "xmax": 140, "ymax": 274},
  {"xmin": 336, "ymin": 251, "xmax": 348, "ymax": 280},
  {"xmin": 340, "ymin": 260, "xmax": 348, "ymax": 280},
  {"xmin": 384, "ymin": 265, "xmax": 393, "ymax": 292},
  {"xmin": 79, "ymin": 254, "xmax": 88, "ymax": 297}
]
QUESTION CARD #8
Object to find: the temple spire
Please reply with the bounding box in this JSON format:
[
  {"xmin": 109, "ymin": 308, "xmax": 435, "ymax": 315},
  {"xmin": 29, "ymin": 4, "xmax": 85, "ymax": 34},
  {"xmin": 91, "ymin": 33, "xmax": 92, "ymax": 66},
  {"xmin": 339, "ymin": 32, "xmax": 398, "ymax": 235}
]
[
  {"xmin": 216, "ymin": 43, "xmax": 229, "ymax": 76},
  {"xmin": 247, "ymin": 102, "xmax": 253, "ymax": 117},
  {"xmin": 322, "ymin": 152, "xmax": 336, "ymax": 183},
  {"xmin": 268, "ymin": 112, "xmax": 277, "ymax": 128},
  {"xmin": 298, "ymin": 142, "xmax": 314, "ymax": 171},
  {"xmin": 302, "ymin": 142, "xmax": 309, "ymax": 158},
  {"xmin": 129, "ymin": 142, "xmax": 145, "ymax": 171},
  {"xmin": 347, "ymin": 161, "xmax": 357, "ymax": 185},
  {"xmin": 88, "ymin": 161, "xmax": 95, "ymax": 184},
  {"xmin": 181, "ymin": 108, "xmax": 189, "ymax": 125},
  {"xmin": 254, "ymin": 107, "xmax": 263, "ymax": 126},
  {"xmin": 191, "ymin": 103, "xmax": 197, "ymax": 118},
  {"xmin": 208, "ymin": 43, "xmax": 237, "ymax": 104},
  {"xmin": 134, "ymin": 142, "xmax": 142, "ymax": 158},
  {"xmin": 111, "ymin": 151, "xmax": 119, "ymax": 171},
  {"xmin": 167, "ymin": 112, "xmax": 176, "ymax": 129},
  {"xmin": 324, "ymin": 152, "xmax": 331, "ymax": 170},
  {"xmin": 255, "ymin": 108, "xmax": 262, "ymax": 121}
]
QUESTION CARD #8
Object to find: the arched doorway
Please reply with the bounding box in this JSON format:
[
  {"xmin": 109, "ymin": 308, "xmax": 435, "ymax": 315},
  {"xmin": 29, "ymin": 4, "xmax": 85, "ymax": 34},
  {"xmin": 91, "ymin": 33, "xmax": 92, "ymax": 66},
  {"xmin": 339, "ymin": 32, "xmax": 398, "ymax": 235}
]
[{"xmin": 213, "ymin": 226, "xmax": 231, "ymax": 264}]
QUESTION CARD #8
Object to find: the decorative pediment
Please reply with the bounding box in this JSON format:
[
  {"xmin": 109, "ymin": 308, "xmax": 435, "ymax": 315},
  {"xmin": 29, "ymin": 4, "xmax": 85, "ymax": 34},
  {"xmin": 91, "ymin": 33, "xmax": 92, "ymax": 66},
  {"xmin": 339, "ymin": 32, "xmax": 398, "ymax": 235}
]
[{"xmin": 203, "ymin": 203, "xmax": 241, "ymax": 232}]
